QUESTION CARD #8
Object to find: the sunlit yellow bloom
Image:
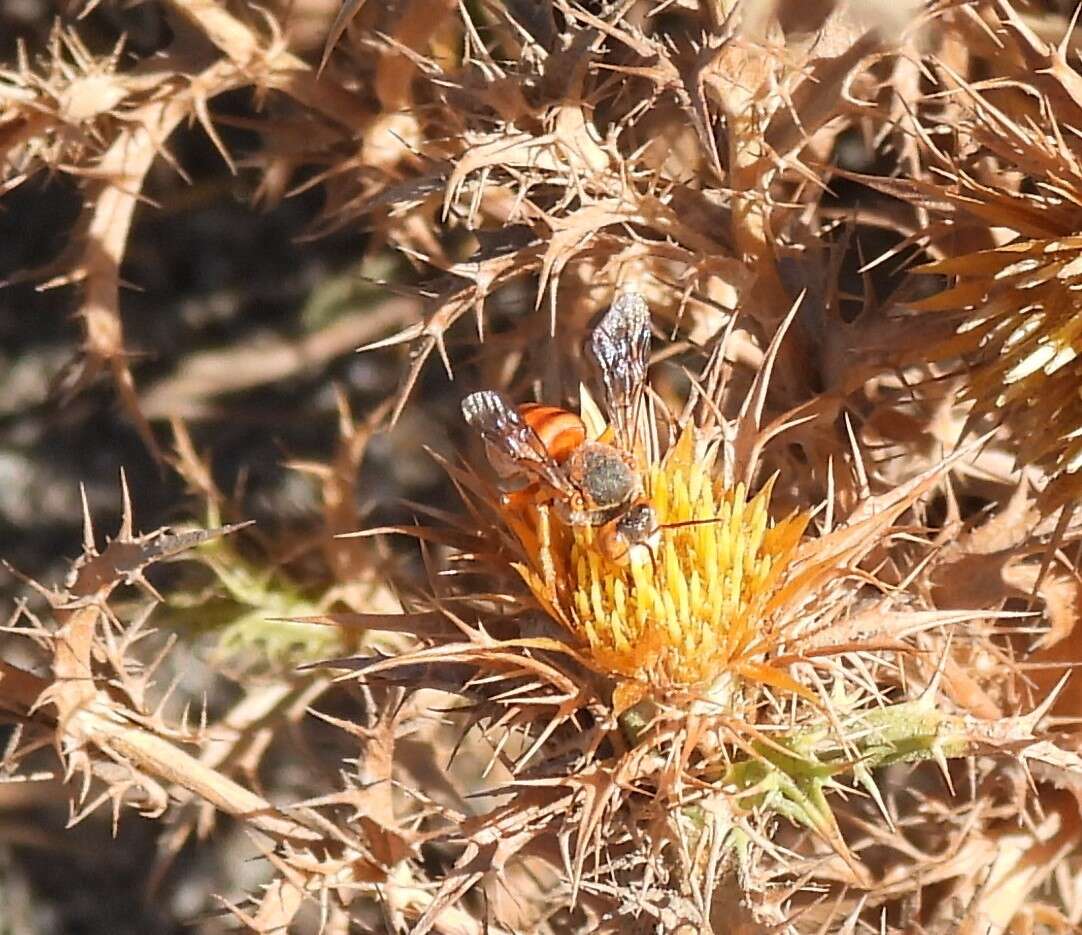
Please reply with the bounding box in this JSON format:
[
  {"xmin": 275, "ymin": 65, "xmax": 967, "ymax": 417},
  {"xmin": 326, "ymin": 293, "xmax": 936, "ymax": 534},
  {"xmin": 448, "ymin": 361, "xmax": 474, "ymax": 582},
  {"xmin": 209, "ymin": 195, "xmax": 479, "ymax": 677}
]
[{"xmin": 508, "ymin": 426, "xmax": 809, "ymax": 694}]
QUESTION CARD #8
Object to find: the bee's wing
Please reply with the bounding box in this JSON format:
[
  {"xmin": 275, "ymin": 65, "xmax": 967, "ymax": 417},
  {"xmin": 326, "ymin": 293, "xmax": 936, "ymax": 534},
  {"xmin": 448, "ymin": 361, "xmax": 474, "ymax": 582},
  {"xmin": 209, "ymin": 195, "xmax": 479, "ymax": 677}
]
[
  {"xmin": 588, "ymin": 293, "xmax": 651, "ymax": 450},
  {"xmin": 461, "ymin": 390, "xmax": 574, "ymax": 494}
]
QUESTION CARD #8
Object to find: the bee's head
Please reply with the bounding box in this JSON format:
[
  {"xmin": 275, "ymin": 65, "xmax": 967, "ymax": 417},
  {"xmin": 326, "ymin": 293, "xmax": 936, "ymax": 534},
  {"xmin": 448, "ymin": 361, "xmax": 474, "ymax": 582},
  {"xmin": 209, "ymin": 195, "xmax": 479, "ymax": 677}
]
[{"xmin": 616, "ymin": 502, "xmax": 657, "ymax": 543}]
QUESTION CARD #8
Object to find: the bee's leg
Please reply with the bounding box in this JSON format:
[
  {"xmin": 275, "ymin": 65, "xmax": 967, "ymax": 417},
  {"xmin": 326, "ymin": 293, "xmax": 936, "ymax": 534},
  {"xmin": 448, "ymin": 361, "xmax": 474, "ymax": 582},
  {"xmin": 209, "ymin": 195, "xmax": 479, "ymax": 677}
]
[
  {"xmin": 499, "ymin": 485, "xmax": 544, "ymax": 559},
  {"xmin": 548, "ymin": 495, "xmax": 566, "ymax": 523},
  {"xmin": 600, "ymin": 523, "xmax": 631, "ymax": 566},
  {"xmin": 536, "ymin": 505, "xmax": 561, "ymax": 596},
  {"xmin": 646, "ymin": 545, "xmax": 659, "ymax": 580},
  {"xmin": 633, "ymin": 537, "xmax": 660, "ymax": 580},
  {"xmin": 501, "ymin": 485, "xmax": 539, "ymax": 514}
]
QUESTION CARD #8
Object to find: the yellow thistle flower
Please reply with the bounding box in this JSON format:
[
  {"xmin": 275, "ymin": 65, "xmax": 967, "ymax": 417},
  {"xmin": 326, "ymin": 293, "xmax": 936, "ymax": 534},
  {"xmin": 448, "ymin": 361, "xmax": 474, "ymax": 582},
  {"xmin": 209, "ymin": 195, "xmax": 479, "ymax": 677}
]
[{"xmin": 506, "ymin": 423, "xmax": 810, "ymax": 703}]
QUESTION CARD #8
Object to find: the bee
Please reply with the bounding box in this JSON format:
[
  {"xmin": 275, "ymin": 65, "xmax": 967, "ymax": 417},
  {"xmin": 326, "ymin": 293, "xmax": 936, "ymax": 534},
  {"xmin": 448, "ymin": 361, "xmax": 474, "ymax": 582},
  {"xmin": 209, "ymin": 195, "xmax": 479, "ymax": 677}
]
[{"xmin": 461, "ymin": 294, "xmax": 658, "ymax": 562}]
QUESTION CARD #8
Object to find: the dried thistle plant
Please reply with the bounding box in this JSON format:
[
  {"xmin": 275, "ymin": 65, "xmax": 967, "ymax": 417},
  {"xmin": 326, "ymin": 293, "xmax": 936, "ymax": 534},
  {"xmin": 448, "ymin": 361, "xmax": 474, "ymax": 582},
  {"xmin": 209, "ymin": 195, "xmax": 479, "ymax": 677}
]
[
  {"xmin": 308, "ymin": 294, "xmax": 1082, "ymax": 932},
  {"xmin": 6, "ymin": 1, "xmax": 1082, "ymax": 933},
  {"xmin": 844, "ymin": 4, "xmax": 1082, "ymax": 510}
]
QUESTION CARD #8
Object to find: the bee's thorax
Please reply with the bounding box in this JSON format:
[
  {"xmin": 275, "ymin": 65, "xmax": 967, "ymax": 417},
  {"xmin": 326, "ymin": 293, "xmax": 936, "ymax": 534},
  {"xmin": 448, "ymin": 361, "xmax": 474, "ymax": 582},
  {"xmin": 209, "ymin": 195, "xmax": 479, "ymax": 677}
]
[{"xmin": 566, "ymin": 443, "xmax": 637, "ymax": 512}]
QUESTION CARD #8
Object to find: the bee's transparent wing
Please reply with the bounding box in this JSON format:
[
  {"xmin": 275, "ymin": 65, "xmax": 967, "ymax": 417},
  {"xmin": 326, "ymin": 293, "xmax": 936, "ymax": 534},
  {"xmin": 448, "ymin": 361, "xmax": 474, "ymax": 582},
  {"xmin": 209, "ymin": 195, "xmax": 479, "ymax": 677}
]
[
  {"xmin": 588, "ymin": 293, "xmax": 651, "ymax": 450},
  {"xmin": 461, "ymin": 390, "xmax": 574, "ymax": 494}
]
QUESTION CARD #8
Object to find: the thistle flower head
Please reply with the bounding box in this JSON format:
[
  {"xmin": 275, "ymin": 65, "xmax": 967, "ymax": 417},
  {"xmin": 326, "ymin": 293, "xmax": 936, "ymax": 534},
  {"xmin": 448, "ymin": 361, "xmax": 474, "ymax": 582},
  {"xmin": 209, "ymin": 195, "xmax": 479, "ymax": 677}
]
[
  {"xmin": 910, "ymin": 71, "xmax": 1082, "ymax": 505},
  {"xmin": 510, "ymin": 423, "xmax": 810, "ymax": 696}
]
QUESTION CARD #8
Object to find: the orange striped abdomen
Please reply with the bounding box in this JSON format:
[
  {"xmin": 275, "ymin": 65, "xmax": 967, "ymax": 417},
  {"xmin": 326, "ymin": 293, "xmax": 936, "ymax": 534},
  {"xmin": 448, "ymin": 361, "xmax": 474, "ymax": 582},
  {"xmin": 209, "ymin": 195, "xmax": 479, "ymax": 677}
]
[{"xmin": 519, "ymin": 403, "xmax": 586, "ymax": 464}]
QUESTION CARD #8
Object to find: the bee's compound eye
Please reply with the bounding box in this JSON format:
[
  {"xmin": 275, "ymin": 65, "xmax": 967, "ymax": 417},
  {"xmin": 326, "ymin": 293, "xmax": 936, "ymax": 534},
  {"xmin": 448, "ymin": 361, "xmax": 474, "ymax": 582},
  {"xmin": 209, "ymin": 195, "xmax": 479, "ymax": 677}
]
[{"xmin": 618, "ymin": 503, "xmax": 656, "ymax": 540}]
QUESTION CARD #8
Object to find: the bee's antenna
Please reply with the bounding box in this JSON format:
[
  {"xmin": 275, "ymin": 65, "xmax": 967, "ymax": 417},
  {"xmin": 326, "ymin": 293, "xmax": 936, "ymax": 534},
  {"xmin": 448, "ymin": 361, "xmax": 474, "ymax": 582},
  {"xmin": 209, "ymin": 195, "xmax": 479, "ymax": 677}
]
[
  {"xmin": 656, "ymin": 515, "xmax": 728, "ymax": 532},
  {"xmin": 638, "ymin": 515, "xmax": 727, "ymax": 577}
]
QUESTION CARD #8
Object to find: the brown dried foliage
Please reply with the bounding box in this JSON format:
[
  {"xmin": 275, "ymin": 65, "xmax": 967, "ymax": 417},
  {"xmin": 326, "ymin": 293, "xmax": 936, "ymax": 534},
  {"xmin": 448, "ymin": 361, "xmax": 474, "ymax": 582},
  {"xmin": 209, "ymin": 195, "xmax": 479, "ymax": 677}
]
[{"xmin": 7, "ymin": 1, "xmax": 1082, "ymax": 933}]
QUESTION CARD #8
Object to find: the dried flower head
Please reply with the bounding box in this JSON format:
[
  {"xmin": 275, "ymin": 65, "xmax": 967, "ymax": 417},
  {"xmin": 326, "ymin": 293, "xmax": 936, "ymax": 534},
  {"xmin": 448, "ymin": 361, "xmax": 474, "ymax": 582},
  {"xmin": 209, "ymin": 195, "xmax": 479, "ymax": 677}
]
[
  {"xmin": 915, "ymin": 174, "xmax": 1082, "ymax": 504},
  {"xmin": 903, "ymin": 18, "xmax": 1082, "ymax": 507}
]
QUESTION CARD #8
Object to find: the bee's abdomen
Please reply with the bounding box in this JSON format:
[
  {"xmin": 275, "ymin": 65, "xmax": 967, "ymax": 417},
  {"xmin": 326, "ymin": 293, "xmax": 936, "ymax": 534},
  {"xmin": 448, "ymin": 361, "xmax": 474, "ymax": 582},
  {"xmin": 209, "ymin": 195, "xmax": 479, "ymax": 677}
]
[{"xmin": 519, "ymin": 404, "xmax": 586, "ymax": 463}]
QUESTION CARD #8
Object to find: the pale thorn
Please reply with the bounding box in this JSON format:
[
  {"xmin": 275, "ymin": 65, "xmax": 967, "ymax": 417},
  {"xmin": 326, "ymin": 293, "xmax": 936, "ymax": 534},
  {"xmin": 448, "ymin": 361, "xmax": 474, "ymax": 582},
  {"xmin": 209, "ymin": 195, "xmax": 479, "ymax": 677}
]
[
  {"xmin": 893, "ymin": 540, "xmax": 949, "ymax": 596},
  {"xmin": 917, "ymin": 630, "xmax": 954, "ymax": 711},
  {"xmin": 127, "ymin": 570, "xmax": 164, "ymax": 603},
  {"xmin": 942, "ymin": 470, "xmax": 960, "ymax": 527},
  {"xmin": 118, "ymin": 467, "xmax": 133, "ymax": 542},
  {"xmin": 737, "ymin": 289, "xmax": 805, "ymax": 430},
  {"xmin": 150, "ymin": 669, "xmax": 185, "ymax": 724},
  {"xmin": 215, "ymin": 894, "xmax": 260, "ymax": 930},
  {"xmin": 853, "ymin": 762, "xmax": 896, "ymax": 833},
  {"xmin": 824, "ymin": 456, "xmax": 835, "ymax": 533},
  {"xmin": 191, "ymin": 91, "xmax": 236, "ymax": 175},
  {"xmin": 80, "ymin": 483, "xmax": 96, "ymax": 554},
  {"xmin": 139, "ymin": 627, "xmax": 178, "ymax": 685},
  {"xmin": 733, "ymin": 290, "xmax": 805, "ymax": 487},
  {"xmin": 199, "ymin": 693, "xmax": 209, "ymax": 739},
  {"xmin": 1021, "ymin": 671, "xmax": 1072, "ymax": 734},
  {"xmin": 1019, "ymin": 752, "xmax": 1040, "ymax": 804},
  {"xmin": 686, "ymin": 306, "xmax": 739, "ymax": 430},
  {"xmin": 841, "ymin": 895, "xmax": 870, "ymax": 934},
  {"xmin": 843, "ymin": 412, "xmax": 870, "ymax": 503},
  {"xmin": 77, "ymin": 753, "xmax": 94, "ymax": 807},
  {"xmin": 1057, "ymin": 0, "xmax": 1082, "ymax": 59},
  {"xmin": 111, "ymin": 790, "xmax": 122, "ymax": 838},
  {"xmin": 355, "ymin": 320, "xmax": 424, "ymax": 354},
  {"xmin": 2, "ymin": 558, "xmax": 61, "ymax": 605},
  {"xmin": 931, "ymin": 741, "xmax": 955, "ymax": 797},
  {"xmin": 1028, "ymin": 504, "xmax": 1074, "ymax": 620}
]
